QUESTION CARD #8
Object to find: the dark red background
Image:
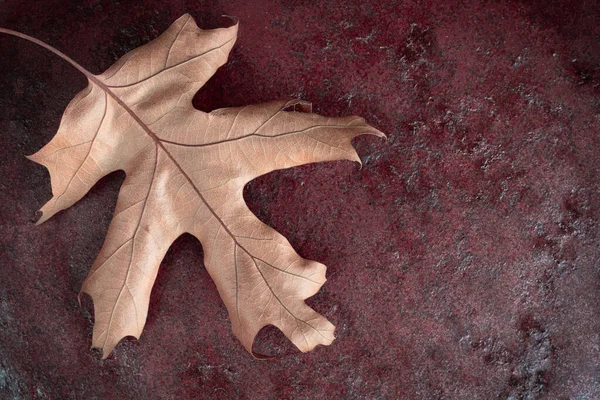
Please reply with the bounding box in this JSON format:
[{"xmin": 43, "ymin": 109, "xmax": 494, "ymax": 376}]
[{"xmin": 1, "ymin": 0, "xmax": 599, "ymax": 398}]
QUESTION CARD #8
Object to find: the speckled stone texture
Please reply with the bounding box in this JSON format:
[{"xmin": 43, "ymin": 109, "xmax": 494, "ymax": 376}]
[{"xmin": 0, "ymin": 0, "xmax": 599, "ymax": 398}]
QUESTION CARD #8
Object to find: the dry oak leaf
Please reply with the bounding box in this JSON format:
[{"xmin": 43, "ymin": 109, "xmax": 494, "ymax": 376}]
[{"xmin": 18, "ymin": 14, "xmax": 384, "ymax": 358}]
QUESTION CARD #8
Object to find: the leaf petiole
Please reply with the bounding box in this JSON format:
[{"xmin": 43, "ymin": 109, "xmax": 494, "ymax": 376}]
[{"xmin": 0, "ymin": 28, "xmax": 93, "ymax": 78}]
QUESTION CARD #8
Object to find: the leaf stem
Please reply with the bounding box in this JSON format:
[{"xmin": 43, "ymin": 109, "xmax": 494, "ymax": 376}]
[{"xmin": 0, "ymin": 28, "xmax": 93, "ymax": 78}]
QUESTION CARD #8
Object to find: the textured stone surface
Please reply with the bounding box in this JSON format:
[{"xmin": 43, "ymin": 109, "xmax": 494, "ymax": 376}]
[{"xmin": 0, "ymin": 0, "xmax": 599, "ymax": 398}]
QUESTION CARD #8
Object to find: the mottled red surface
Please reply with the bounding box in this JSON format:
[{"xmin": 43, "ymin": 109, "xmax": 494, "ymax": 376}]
[{"xmin": 1, "ymin": 0, "xmax": 599, "ymax": 398}]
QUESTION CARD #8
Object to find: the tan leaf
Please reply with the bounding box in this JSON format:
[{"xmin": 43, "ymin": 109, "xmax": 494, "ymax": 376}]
[{"xmin": 19, "ymin": 14, "xmax": 384, "ymax": 358}]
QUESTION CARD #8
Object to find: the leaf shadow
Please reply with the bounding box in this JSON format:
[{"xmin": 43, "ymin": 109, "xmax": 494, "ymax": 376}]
[{"xmin": 252, "ymin": 325, "xmax": 299, "ymax": 358}]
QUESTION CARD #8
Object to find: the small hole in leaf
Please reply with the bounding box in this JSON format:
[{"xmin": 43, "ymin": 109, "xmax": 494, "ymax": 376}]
[{"xmin": 282, "ymin": 101, "xmax": 312, "ymax": 113}]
